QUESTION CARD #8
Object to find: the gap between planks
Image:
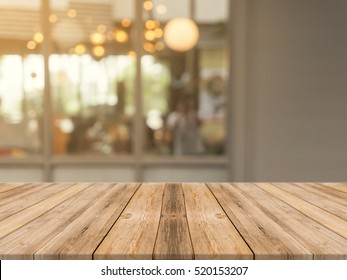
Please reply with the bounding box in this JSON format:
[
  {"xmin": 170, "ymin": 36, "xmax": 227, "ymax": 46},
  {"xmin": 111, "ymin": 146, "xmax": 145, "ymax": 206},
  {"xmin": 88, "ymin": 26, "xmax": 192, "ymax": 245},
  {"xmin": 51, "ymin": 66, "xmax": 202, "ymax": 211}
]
[
  {"xmin": 0, "ymin": 183, "xmax": 92, "ymax": 240},
  {"xmin": 255, "ymin": 183, "xmax": 347, "ymax": 240},
  {"xmin": 207, "ymin": 183, "xmax": 312, "ymax": 260},
  {"xmin": 153, "ymin": 183, "xmax": 194, "ymax": 260}
]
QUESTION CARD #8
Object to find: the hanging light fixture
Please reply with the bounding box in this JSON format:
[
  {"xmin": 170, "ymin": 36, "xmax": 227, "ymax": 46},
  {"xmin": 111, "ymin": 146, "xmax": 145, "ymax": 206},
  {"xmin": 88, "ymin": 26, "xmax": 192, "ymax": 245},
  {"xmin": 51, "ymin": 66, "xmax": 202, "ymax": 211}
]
[{"xmin": 164, "ymin": 18, "xmax": 199, "ymax": 52}]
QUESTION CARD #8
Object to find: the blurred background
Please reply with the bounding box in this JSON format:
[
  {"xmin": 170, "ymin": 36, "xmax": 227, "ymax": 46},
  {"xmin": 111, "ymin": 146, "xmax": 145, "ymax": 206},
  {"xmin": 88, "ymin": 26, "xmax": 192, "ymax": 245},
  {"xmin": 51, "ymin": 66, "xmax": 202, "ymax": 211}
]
[{"xmin": 0, "ymin": 0, "xmax": 346, "ymax": 182}]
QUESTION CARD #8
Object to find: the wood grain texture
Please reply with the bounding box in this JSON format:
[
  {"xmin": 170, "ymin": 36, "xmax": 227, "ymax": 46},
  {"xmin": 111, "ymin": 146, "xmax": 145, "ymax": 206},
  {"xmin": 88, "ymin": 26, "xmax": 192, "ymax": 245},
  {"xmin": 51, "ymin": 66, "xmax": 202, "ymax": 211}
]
[
  {"xmin": 153, "ymin": 183, "xmax": 194, "ymax": 260},
  {"xmin": 256, "ymin": 183, "xmax": 347, "ymax": 239},
  {"xmin": 182, "ymin": 183, "xmax": 253, "ymax": 259},
  {"xmin": 0, "ymin": 183, "xmax": 27, "ymax": 194},
  {"xmin": 233, "ymin": 183, "xmax": 347, "ymax": 259},
  {"xmin": 35, "ymin": 183, "xmax": 140, "ymax": 260},
  {"xmin": 0, "ymin": 183, "xmax": 91, "ymax": 240},
  {"xmin": 0, "ymin": 182, "xmax": 347, "ymax": 260},
  {"xmin": 0, "ymin": 183, "xmax": 45, "ymax": 204},
  {"xmin": 207, "ymin": 183, "xmax": 312, "ymax": 259},
  {"xmin": 319, "ymin": 183, "xmax": 347, "ymax": 194},
  {"xmin": 0, "ymin": 183, "xmax": 101, "ymax": 259},
  {"xmin": 94, "ymin": 183, "xmax": 165, "ymax": 260},
  {"xmin": 306, "ymin": 183, "xmax": 347, "ymax": 199},
  {"xmin": 273, "ymin": 183, "xmax": 347, "ymax": 221},
  {"xmin": 0, "ymin": 183, "xmax": 73, "ymax": 221}
]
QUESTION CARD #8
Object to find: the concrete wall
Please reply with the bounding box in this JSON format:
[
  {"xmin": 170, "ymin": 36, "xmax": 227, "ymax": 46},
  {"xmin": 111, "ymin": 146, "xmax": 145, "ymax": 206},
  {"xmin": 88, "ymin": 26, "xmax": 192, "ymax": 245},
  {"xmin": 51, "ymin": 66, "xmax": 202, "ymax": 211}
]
[{"xmin": 236, "ymin": 0, "xmax": 347, "ymax": 181}]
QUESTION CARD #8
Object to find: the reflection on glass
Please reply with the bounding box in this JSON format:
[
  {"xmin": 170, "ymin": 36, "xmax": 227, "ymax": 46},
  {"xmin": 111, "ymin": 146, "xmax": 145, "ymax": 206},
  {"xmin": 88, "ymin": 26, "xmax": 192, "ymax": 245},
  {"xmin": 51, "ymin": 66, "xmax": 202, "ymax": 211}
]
[
  {"xmin": 0, "ymin": 1, "xmax": 43, "ymax": 157},
  {"xmin": 49, "ymin": 0, "xmax": 136, "ymax": 156},
  {"xmin": 51, "ymin": 54, "xmax": 135, "ymax": 155},
  {"xmin": 143, "ymin": 0, "xmax": 228, "ymax": 155},
  {"xmin": 0, "ymin": 0, "xmax": 229, "ymax": 158}
]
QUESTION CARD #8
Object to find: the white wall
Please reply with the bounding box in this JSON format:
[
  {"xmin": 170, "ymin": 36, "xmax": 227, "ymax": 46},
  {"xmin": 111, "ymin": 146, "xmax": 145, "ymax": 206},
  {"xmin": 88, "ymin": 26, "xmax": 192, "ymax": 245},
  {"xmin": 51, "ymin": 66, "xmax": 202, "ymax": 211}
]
[{"xmin": 239, "ymin": 0, "xmax": 347, "ymax": 181}]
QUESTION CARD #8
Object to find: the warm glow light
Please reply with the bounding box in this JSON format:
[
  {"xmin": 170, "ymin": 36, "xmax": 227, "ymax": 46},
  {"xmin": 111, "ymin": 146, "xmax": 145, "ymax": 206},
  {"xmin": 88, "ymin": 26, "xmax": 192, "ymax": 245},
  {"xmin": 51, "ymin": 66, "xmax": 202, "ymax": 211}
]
[
  {"xmin": 128, "ymin": 50, "xmax": 137, "ymax": 57},
  {"xmin": 164, "ymin": 18, "xmax": 199, "ymax": 52},
  {"xmin": 144, "ymin": 30, "xmax": 156, "ymax": 41},
  {"xmin": 92, "ymin": 45, "xmax": 105, "ymax": 57},
  {"xmin": 49, "ymin": 14, "xmax": 58, "ymax": 23},
  {"xmin": 154, "ymin": 28, "xmax": 163, "ymax": 38},
  {"xmin": 27, "ymin": 41, "xmax": 37, "ymax": 50},
  {"xmin": 156, "ymin": 4, "xmax": 167, "ymax": 15},
  {"xmin": 121, "ymin": 18, "xmax": 132, "ymax": 28},
  {"xmin": 145, "ymin": 20, "xmax": 155, "ymax": 30},
  {"xmin": 90, "ymin": 32, "xmax": 106, "ymax": 45},
  {"xmin": 114, "ymin": 30, "xmax": 129, "ymax": 43},
  {"xmin": 144, "ymin": 42, "xmax": 155, "ymax": 53},
  {"xmin": 74, "ymin": 44, "xmax": 87, "ymax": 55},
  {"xmin": 33, "ymin": 32, "xmax": 44, "ymax": 44},
  {"xmin": 143, "ymin": 1, "xmax": 153, "ymax": 11},
  {"xmin": 67, "ymin": 9, "xmax": 77, "ymax": 18}
]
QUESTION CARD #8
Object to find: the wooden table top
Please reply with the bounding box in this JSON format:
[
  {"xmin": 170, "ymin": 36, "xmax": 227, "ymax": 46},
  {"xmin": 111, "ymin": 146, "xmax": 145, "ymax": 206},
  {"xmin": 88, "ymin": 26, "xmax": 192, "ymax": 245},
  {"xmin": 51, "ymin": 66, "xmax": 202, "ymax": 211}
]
[{"xmin": 0, "ymin": 182, "xmax": 347, "ymax": 260}]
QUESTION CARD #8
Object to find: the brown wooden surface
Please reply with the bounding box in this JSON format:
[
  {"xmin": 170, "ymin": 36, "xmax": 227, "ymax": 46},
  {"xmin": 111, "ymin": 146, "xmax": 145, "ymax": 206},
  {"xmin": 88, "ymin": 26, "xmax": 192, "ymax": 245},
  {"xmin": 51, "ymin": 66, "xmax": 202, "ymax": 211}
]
[
  {"xmin": 0, "ymin": 183, "xmax": 347, "ymax": 260},
  {"xmin": 94, "ymin": 183, "xmax": 165, "ymax": 260},
  {"xmin": 153, "ymin": 183, "xmax": 194, "ymax": 260}
]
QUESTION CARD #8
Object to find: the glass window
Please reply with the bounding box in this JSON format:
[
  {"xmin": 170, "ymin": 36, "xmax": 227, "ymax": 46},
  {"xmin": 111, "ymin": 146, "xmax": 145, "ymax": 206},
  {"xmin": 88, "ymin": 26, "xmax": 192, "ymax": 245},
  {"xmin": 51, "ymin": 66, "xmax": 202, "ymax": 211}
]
[
  {"xmin": 0, "ymin": 0, "xmax": 43, "ymax": 157},
  {"xmin": 50, "ymin": 0, "xmax": 136, "ymax": 155},
  {"xmin": 142, "ymin": 0, "xmax": 228, "ymax": 156},
  {"xmin": 0, "ymin": 0, "xmax": 229, "ymax": 161}
]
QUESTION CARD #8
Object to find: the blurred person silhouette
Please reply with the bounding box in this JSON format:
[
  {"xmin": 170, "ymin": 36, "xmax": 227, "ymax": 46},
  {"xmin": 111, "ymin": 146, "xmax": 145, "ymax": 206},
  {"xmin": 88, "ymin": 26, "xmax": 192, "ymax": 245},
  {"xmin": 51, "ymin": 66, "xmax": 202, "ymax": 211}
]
[{"xmin": 166, "ymin": 95, "xmax": 203, "ymax": 155}]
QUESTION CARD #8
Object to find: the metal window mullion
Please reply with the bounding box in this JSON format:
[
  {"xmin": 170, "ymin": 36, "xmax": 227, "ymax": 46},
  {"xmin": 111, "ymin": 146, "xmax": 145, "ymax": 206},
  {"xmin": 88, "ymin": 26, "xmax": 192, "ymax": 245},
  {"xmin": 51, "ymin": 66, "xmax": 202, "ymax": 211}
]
[
  {"xmin": 134, "ymin": 0, "xmax": 144, "ymax": 181},
  {"xmin": 41, "ymin": 0, "xmax": 53, "ymax": 181}
]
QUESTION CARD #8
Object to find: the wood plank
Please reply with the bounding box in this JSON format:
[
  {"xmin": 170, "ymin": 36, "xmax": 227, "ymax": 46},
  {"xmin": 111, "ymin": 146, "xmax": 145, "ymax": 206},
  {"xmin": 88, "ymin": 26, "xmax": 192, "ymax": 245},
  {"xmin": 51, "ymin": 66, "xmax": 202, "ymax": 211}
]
[
  {"xmin": 273, "ymin": 183, "xmax": 347, "ymax": 221},
  {"xmin": 232, "ymin": 183, "xmax": 347, "ymax": 259},
  {"xmin": 0, "ymin": 183, "xmax": 91, "ymax": 239},
  {"xmin": 0, "ymin": 183, "xmax": 27, "ymax": 194},
  {"xmin": 0, "ymin": 183, "xmax": 109, "ymax": 260},
  {"xmin": 319, "ymin": 183, "xmax": 347, "ymax": 194},
  {"xmin": 207, "ymin": 183, "xmax": 312, "ymax": 259},
  {"xmin": 0, "ymin": 183, "xmax": 75, "ymax": 221},
  {"xmin": 34, "ymin": 183, "xmax": 140, "ymax": 260},
  {"xmin": 256, "ymin": 183, "xmax": 347, "ymax": 239},
  {"xmin": 0, "ymin": 183, "xmax": 46, "ymax": 202},
  {"xmin": 0, "ymin": 182, "xmax": 346, "ymax": 260},
  {"xmin": 94, "ymin": 183, "xmax": 165, "ymax": 260},
  {"xmin": 153, "ymin": 183, "xmax": 194, "ymax": 260},
  {"xmin": 304, "ymin": 183, "xmax": 347, "ymax": 205},
  {"xmin": 182, "ymin": 183, "xmax": 253, "ymax": 260}
]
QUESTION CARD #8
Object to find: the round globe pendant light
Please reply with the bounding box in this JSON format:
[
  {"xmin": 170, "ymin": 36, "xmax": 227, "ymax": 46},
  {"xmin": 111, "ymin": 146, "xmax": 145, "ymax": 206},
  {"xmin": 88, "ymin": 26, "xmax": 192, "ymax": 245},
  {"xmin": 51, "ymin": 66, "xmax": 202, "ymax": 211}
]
[{"xmin": 164, "ymin": 18, "xmax": 199, "ymax": 52}]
